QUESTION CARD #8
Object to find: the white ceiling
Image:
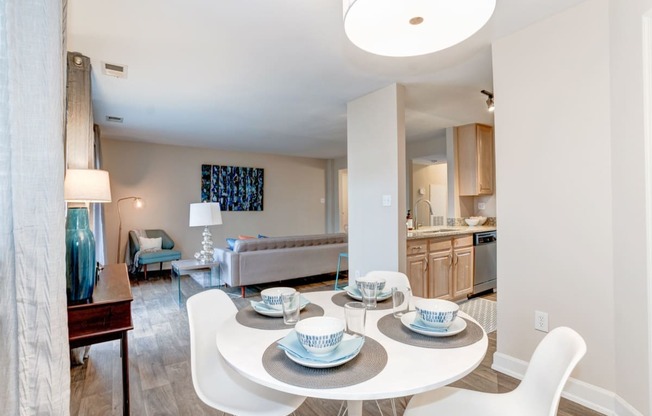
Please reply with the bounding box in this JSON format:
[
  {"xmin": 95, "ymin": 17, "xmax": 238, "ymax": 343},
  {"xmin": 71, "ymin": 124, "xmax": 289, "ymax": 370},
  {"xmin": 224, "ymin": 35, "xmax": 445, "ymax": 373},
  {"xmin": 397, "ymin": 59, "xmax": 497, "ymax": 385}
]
[{"xmin": 67, "ymin": 0, "xmax": 585, "ymax": 159}]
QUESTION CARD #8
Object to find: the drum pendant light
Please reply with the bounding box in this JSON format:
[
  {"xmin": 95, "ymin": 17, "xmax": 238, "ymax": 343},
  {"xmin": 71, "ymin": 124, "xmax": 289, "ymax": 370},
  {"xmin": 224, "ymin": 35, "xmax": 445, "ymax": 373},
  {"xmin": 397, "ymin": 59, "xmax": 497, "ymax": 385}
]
[{"xmin": 343, "ymin": 0, "xmax": 496, "ymax": 57}]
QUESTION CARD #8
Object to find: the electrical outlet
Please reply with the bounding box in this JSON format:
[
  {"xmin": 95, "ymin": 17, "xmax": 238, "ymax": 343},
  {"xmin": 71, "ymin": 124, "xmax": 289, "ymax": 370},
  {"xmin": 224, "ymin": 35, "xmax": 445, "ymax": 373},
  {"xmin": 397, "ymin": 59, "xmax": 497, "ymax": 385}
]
[
  {"xmin": 355, "ymin": 270, "xmax": 361, "ymax": 278},
  {"xmin": 478, "ymin": 202, "xmax": 486, "ymax": 210},
  {"xmin": 534, "ymin": 311, "xmax": 549, "ymax": 332}
]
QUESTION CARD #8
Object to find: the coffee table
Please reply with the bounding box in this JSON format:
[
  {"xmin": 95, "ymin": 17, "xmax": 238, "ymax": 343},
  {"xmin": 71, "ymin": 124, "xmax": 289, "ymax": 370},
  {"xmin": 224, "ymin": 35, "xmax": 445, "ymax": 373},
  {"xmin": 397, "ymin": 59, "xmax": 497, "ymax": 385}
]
[{"xmin": 171, "ymin": 259, "xmax": 221, "ymax": 304}]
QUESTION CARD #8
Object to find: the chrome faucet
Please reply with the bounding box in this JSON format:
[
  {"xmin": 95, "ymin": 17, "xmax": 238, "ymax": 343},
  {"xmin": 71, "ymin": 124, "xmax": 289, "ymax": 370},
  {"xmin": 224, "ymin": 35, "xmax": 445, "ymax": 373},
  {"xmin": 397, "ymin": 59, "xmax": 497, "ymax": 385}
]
[{"xmin": 414, "ymin": 198, "xmax": 434, "ymax": 230}]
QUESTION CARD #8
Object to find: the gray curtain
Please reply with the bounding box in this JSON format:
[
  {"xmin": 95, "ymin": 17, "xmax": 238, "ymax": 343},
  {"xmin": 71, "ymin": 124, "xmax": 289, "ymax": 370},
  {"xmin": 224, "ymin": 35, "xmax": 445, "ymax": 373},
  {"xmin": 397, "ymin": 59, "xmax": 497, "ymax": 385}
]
[
  {"xmin": 93, "ymin": 124, "xmax": 108, "ymax": 265},
  {"xmin": 0, "ymin": 0, "xmax": 71, "ymax": 414}
]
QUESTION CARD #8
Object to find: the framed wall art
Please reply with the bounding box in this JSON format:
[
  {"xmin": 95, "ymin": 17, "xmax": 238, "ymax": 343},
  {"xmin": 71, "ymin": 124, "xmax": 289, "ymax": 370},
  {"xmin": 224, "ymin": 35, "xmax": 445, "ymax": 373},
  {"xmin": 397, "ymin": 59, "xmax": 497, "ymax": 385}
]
[{"xmin": 201, "ymin": 164, "xmax": 264, "ymax": 211}]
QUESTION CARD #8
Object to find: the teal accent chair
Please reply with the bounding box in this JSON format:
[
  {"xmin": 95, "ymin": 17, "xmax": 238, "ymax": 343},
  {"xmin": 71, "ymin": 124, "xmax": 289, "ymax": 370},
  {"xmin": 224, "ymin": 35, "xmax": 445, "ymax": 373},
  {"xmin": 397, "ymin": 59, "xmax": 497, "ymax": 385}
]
[{"xmin": 128, "ymin": 229, "xmax": 181, "ymax": 279}]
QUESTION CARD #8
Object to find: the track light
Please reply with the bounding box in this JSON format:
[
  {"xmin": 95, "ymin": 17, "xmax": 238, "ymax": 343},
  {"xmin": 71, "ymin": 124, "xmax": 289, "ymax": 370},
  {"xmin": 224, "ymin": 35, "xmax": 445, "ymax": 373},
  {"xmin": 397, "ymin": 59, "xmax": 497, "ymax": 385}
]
[{"xmin": 481, "ymin": 90, "xmax": 494, "ymax": 112}]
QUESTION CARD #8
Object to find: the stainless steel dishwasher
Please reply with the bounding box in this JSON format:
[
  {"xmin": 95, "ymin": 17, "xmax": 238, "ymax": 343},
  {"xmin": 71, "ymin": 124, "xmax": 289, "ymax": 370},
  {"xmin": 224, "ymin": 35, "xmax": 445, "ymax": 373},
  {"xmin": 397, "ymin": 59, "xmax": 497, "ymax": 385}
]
[{"xmin": 472, "ymin": 230, "xmax": 497, "ymax": 296}]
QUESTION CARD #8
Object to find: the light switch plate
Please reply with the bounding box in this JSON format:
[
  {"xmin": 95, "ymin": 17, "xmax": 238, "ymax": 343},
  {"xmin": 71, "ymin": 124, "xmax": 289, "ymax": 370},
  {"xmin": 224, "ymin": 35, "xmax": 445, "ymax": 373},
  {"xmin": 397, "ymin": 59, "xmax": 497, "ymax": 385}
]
[
  {"xmin": 382, "ymin": 195, "xmax": 391, "ymax": 206},
  {"xmin": 478, "ymin": 202, "xmax": 486, "ymax": 210}
]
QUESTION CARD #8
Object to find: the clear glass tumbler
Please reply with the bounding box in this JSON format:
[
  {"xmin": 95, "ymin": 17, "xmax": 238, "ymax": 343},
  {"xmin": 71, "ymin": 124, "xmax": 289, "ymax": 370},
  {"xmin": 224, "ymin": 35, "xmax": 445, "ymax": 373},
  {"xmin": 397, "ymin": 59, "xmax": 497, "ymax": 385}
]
[
  {"xmin": 344, "ymin": 301, "xmax": 367, "ymax": 338},
  {"xmin": 281, "ymin": 291, "xmax": 301, "ymax": 325},
  {"xmin": 358, "ymin": 281, "xmax": 378, "ymax": 309},
  {"xmin": 392, "ymin": 286, "xmax": 411, "ymax": 318}
]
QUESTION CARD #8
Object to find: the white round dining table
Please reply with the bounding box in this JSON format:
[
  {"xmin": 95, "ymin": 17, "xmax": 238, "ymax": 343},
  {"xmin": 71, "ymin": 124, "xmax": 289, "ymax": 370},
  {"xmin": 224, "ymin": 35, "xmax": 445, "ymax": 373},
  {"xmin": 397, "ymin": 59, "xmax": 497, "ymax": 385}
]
[{"xmin": 216, "ymin": 290, "xmax": 488, "ymax": 416}]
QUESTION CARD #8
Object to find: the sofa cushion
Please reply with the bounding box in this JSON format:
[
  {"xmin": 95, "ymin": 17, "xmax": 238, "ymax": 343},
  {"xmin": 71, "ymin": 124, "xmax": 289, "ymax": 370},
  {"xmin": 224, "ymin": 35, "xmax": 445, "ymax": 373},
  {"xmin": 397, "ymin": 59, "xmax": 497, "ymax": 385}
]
[{"xmin": 138, "ymin": 249, "xmax": 181, "ymax": 265}]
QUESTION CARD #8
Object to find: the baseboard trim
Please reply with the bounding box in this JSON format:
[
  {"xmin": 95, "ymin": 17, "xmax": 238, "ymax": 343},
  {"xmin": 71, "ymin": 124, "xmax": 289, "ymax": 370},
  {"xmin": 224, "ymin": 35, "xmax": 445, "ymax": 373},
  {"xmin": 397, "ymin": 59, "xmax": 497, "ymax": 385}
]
[{"xmin": 492, "ymin": 352, "xmax": 643, "ymax": 416}]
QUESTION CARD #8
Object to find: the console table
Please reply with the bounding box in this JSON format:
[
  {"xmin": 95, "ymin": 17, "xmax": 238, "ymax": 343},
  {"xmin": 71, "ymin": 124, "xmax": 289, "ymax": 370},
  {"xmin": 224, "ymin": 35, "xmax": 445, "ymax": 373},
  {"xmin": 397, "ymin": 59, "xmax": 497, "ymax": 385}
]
[{"xmin": 67, "ymin": 263, "xmax": 133, "ymax": 416}]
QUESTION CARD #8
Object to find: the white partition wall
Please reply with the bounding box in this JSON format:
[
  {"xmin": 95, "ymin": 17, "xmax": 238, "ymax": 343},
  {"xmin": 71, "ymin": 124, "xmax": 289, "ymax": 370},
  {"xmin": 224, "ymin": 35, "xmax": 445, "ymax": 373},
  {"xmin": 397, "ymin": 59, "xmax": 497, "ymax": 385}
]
[
  {"xmin": 347, "ymin": 84, "xmax": 407, "ymax": 278},
  {"xmin": 492, "ymin": 0, "xmax": 652, "ymax": 414}
]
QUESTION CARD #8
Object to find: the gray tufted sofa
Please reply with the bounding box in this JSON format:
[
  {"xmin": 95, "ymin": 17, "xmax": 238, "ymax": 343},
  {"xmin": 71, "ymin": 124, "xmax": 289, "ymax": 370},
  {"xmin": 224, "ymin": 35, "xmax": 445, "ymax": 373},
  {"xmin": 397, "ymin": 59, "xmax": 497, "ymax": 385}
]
[{"xmin": 212, "ymin": 233, "xmax": 348, "ymax": 297}]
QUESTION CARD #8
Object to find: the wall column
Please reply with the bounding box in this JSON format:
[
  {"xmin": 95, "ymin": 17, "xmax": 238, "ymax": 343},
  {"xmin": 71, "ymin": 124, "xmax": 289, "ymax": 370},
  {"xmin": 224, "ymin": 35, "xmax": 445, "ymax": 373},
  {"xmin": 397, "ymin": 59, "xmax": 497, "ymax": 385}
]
[{"xmin": 346, "ymin": 84, "xmax": 406, "ymax": 278}]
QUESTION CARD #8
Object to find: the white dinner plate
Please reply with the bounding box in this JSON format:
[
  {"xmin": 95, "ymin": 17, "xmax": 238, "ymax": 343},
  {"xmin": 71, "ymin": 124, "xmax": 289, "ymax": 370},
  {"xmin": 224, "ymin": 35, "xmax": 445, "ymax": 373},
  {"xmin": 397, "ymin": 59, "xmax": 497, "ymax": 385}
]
[
  {"xmin": 344, "ymin": 285, "xmax": 392, "ymax": 302},
  {"xmin": 251, "ymin": 297, "xmax": 310, "ymax": 317},
  {"xmin": 400, "ymin": 312, "xmax": 467, "ymax": 337},
  {"xmin": 283, "ymin": 335, "xmax": 363, "ymax": 369}
]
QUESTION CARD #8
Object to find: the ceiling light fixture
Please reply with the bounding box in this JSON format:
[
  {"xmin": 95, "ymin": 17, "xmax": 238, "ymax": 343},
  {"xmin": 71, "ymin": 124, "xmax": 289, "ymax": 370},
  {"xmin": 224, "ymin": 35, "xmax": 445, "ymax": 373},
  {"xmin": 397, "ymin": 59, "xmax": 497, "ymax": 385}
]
[
  {"xmin": 481, "ymin": 90, "xmax": 495, "ymax": 112},
  {"xmin": 343, "ymin": 0, "xmax": 496, "ymax": 57}
]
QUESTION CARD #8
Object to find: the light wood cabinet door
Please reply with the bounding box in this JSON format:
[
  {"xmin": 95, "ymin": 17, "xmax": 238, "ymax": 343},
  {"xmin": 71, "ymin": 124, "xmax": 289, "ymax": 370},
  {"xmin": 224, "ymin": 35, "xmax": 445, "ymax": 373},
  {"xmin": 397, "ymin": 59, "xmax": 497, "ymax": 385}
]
[
  {"xmin": 456, "ymin": 123, "xmax": 495, "ymax": 196},
  {"xmin": 476, "ymin": 124, "xmax": 494, "ymax": 195},
  {"xmin": 429, "ymin": 249, "xmax": 453, "ymax": 300},
  {"xmin": 406, "ymin": 253, "xmax": 428, "ymax": 298},
  {"xmin": 452, "ymin": 246, "xmax": 474, "ymax": 299}
]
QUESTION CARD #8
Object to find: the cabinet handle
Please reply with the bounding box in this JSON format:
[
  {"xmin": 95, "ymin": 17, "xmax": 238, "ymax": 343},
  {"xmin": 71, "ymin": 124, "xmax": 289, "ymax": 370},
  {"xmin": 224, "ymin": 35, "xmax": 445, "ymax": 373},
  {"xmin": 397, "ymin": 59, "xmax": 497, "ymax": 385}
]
[
  {"xmin": 424, "ymin": 258, "xmax": 428, "ymax": 272},
  {"xmin": 454, "ymin": 254, "xmax": 459, "ymax": 266},
  {"xmin": 412, "ymin": 246, "xmax": 422, "ymax": 250},
  {"xmin": 448, "ymin": 254, "xmax": 453, "ymax": 267}
]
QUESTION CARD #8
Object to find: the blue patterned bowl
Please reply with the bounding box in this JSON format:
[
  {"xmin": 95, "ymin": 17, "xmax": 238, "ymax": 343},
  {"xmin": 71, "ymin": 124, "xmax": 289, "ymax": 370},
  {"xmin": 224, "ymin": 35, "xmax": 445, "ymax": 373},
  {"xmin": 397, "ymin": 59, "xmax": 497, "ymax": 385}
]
[
  {"xmin": 355, "ymin": 276, "xmax": 386, "ymax": 292},
  {"xmin": 295, "ymin": 317, "xmax": 345, "ymax": 355},
  {"xmin": 415, "ymin": 299, "xmax": 459, "ymax": 329},
  {"xmin": 261, "ymin": 287, "xmax": 296, "ymax": 310}
]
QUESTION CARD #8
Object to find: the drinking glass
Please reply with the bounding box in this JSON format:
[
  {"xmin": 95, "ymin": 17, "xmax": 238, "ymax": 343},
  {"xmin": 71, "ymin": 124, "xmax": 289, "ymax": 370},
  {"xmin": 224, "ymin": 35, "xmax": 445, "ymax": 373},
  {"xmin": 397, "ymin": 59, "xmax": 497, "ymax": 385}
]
[
  {"xmin": 344, "ymin": 302, "xmax": 366, "ymax": 338},
  {"xmin": 281, "ymin": 291, "xmax": 301, "ymax": 325},
  {"xmin": 358, "ymin": 281, "xmax": 378, "ymax": 309},
  {"xmin": 392, "ymin": 286, "xmax": 411, "ymax": 318}
]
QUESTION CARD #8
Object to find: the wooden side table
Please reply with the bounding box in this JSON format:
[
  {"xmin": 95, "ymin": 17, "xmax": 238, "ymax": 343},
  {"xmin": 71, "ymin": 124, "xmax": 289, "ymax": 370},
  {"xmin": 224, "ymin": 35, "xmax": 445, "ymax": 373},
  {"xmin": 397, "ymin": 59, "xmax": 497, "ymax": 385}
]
[
  {"xmin": 171, "ymin": 259, "xmax": 221, "ymax": 304},
  {"xmin": 67, "ymin": 263, "xmax": 133, "ymax": 416}
]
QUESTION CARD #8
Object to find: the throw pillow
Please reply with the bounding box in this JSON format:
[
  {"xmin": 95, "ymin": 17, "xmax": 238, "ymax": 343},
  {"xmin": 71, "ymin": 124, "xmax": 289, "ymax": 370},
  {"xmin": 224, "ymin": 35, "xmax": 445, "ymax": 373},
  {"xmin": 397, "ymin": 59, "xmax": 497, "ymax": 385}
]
[
  {"xmin": 238, "ymin": 235, "xmax": 255, "ymax": 240},
  {"xmin": 257, "ymin": 234, "xmax": 269, "ymax": 238},
  {"xmin": 139, "ymin": 236, "xmax": 162, "ymax": 252},
  {"xmin": 226, "ymin": 238, "xmax": 237, "ymax": 250}
]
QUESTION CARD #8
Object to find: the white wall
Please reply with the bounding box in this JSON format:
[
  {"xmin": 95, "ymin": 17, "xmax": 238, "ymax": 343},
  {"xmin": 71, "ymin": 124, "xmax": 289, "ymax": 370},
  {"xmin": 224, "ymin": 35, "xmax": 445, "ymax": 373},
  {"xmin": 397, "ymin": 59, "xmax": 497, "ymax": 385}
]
[
  {"xmin": 102, "ymin": 139, "xmax": 328, "ymax": 265},
  {"xmin": 492, "ymin": 0, "xmax": 617, "ymax": 408},
  {"xmin": 347, "ymin": 84, "xmax": 407, "ymax": 277},
  {"xmin": 609, "ymin": 0, "xmax": 652, "ymax": 413}
]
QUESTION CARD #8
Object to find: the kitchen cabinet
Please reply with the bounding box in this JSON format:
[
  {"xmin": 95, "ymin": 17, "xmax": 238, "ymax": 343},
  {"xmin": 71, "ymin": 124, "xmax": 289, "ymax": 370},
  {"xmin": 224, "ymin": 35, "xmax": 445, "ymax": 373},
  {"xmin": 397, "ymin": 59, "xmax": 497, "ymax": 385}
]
[
  {"xmin": 406, "ymin": 240, "xmax": 428, "ymax": 297},
  {"xmin": 406, "ymin": 235, "xmax": 474, "ymax": 301},
  {"xmin": 451, "ymin": 237, "xmax": 474, "ymax": 299},
  {"xmin": 456, "ymin": 123, "xmax": 495, "ymax": 196}
]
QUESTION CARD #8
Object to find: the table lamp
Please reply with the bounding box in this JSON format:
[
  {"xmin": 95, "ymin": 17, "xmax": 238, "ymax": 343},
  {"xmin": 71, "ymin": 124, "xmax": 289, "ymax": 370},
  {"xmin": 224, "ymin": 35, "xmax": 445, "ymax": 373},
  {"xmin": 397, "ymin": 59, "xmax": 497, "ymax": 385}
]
[
  {"xmin": 64, "ymin": 169, "xmax": 112, "ymax": 302},
  {"xmin": 189, "ymin": 202, "xmax": 222, "ymax": 263}
]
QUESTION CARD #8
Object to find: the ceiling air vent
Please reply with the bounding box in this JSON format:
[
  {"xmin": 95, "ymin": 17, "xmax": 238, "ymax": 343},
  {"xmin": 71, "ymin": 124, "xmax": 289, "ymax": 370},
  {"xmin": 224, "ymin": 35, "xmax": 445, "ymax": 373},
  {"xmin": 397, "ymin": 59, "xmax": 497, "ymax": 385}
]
[
  {"xmin": 102, "ymin": 62, "xmax": 128, "ymax": 79},
  {"xmin": 106, "ymin": 115, "xmax": 123, "ymax": 123}
]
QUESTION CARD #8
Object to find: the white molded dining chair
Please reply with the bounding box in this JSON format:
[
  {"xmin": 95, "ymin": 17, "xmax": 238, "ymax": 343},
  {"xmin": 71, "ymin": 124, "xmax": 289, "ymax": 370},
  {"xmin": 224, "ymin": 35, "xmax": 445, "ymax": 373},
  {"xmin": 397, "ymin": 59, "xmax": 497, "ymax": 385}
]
[
  {"xmin": 187, "ymin": 289, "xmax": 306, "ymax": 416},
  {"xmin": 403, "ymin": 326, "xmax": 587, "ymax": 416}
]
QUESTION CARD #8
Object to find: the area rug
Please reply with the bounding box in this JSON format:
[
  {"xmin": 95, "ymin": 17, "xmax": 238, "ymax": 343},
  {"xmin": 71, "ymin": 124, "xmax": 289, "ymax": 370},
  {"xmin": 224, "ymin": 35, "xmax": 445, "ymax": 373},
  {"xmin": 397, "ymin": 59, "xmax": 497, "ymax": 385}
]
[{"xmin": 458, "ymin": 297, "xmax": 497, "ymax": 333}]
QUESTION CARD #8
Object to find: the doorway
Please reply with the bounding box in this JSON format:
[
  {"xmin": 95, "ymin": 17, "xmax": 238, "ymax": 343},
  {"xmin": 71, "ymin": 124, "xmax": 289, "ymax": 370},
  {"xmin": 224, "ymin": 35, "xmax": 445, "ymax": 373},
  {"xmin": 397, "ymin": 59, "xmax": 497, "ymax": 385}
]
[
  {"xmin": 411, "ymin": 161, "xmax": 448, "ymax": 228},
  {"xmin": 338, "ymin": 169, "xmax": 348, "ymax": 232}
]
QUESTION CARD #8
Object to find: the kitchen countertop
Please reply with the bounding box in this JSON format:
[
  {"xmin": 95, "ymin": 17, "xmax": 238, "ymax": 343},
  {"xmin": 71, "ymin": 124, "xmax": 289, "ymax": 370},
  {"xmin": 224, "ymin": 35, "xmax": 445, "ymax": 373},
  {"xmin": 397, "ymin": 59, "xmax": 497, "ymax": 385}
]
[{"xmin": 407, "ymin": 225, "xmax": 497, "ymax": 240}]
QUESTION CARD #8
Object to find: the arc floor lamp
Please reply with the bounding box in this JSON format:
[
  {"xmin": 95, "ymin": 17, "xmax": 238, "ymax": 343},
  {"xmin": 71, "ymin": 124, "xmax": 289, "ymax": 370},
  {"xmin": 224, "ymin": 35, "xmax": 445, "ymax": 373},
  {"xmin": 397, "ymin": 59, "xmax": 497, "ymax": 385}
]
[{"xmin": 116, "ymin": 196, "xmax": 143, "ymax": 263}]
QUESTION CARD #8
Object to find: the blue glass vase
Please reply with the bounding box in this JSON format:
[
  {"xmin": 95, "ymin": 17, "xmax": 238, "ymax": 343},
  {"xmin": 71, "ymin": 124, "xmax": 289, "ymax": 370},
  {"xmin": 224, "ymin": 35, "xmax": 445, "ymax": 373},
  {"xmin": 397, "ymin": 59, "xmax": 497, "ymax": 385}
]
[{"xmin": 66, "ymin": 207, "xmax": 96, "ymax": 302}]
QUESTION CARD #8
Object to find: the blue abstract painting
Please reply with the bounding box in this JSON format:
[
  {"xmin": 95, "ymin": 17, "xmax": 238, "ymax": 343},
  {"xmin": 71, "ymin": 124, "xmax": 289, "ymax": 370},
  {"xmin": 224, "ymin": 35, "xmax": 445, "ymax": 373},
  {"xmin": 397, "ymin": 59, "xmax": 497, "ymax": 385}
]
[{"xmin": 201, "ymin": 164, "xmax": 264, "ymax": 211}]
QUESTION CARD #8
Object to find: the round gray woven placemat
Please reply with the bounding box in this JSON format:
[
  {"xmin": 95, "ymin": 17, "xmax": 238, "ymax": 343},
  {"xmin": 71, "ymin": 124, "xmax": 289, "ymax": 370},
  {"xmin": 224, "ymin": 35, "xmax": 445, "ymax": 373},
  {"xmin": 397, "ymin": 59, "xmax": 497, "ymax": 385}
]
[
  {"xmin": 331, "ymin": 291, "xmax": 393, "ymax": 311},
  {"xmin": 262, "ymin": 336, "xmax": 387, "ymax": 389},
  {"xmin": 236, "ymin": 303, "xmax": 325, "ymax": 330},
  {"xmin": 377, "ymin": 314, "xmax": 483, "ymax": 348}
]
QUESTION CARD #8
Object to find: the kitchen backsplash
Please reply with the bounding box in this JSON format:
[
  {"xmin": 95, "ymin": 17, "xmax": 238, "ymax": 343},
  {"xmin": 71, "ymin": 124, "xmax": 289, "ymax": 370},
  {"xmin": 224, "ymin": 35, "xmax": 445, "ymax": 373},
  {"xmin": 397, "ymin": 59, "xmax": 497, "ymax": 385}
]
[{"xmin": 448, "ymin": 217, "xmax": 497, "ymax": 227}]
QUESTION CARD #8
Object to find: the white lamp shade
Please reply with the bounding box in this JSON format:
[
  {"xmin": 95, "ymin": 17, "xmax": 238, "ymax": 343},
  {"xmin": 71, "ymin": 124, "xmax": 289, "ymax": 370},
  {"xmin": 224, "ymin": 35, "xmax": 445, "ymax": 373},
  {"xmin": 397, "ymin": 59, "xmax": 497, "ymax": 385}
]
[
  {"xmin": 343, "ymin": 0, "xmax": 496, "ymax": 57},
  {"xmin": 64, "ymin": 169, "xmax": 112, "ymax": 203},
  {"xmin": 189, "ymin": 202, "xmax": 223, "ymax": 227}
]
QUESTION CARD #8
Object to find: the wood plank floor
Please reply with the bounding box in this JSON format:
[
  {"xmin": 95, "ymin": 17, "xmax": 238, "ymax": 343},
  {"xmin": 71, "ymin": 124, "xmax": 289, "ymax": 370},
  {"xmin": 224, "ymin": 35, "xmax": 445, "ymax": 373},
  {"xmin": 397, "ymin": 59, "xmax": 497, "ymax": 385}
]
[{"xmin": 70, "ymin": 271, "xmax": 604, "ymax": 416}]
